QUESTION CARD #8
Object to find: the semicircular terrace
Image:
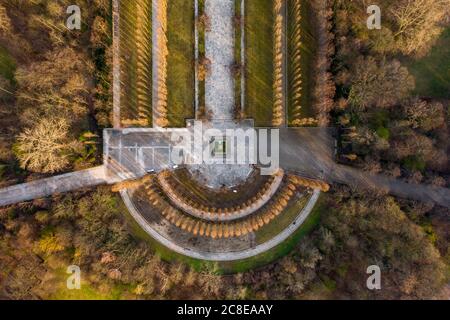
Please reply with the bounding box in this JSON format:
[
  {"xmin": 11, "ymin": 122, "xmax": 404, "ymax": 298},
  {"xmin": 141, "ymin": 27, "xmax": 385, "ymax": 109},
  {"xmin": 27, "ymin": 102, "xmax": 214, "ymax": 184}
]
[
  {"xmin": 157, "ymin": 169, "xmax": 285, "ymax": 222},
  {"xmin": 120, "ymin": 183, "xmax": 321, "ymax": 261},
  {"xmin": 150, "ymin": 173, "xmax": 298, "ymax": 236}
]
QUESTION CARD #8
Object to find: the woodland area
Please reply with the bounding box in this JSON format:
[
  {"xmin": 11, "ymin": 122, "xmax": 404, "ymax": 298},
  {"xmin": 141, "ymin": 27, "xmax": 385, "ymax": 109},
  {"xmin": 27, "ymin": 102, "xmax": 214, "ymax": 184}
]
[
  {"xmin": 0, "ymin": 0, "xmax": 449, "ymax": 300},
  {"xmin": 0, "ymin": 186, "xmax": 447, "ymax": 299},
  {"xmin": 333, "ymin": 0, "xmax": 450, "ymax": 187},
  {"xmin": 0, "ymin": 0, "xmax": 111, "ymax": 182}
]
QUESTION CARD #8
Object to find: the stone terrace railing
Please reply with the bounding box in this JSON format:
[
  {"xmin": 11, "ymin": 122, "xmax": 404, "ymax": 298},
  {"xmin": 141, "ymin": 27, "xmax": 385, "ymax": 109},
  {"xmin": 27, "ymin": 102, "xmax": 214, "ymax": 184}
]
[
  {"xmin": 145, "ymin": 174, "xmax": 310, "ymax": 239},
  {"xmin": 157, "ymin": 169, "xmax": 284, "ymax": 221}
]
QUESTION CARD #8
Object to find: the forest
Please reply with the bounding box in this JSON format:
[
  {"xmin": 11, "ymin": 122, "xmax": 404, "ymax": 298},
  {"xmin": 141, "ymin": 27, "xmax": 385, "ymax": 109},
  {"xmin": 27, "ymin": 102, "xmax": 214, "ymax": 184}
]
[{"xmin": 333, "ymin": 0, "xmax": 449, "ymax": 186}]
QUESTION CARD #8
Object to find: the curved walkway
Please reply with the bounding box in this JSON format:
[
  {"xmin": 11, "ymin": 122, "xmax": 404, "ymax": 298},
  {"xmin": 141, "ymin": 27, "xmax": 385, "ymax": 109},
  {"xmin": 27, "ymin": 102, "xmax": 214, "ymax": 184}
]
[{"xmin": 121, "ymin": 188, "xmax": 320, "ymax": 261}]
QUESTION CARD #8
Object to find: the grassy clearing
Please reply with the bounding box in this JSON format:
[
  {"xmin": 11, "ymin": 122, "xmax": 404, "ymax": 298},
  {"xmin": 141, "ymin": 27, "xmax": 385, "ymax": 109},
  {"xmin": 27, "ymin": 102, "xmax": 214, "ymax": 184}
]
[
  {"xmin": 48, "ymin": 267, "xmax": 128, "ymax": 300},
  {"xmin": 404, "ymin": 27, "xmax": 450, "ymax": 99},
  {"xmin": 287, "ymin": 0, "xmax": 317, "ymax": 123},
  {"xmin": 167, "ymin": 1, "xmax": 195, "ymax": 127},
  {"xmin": 245, "ymin": 0, "xmax": 274, "ymax": 126},
  {"xmin": 0, "ymin": 45, "xmax": 16, "ymax": 83}
]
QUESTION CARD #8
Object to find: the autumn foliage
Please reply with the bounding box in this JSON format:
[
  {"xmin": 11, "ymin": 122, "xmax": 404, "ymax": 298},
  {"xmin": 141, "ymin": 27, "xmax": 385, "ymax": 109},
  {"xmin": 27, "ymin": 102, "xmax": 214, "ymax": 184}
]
[
  {"xmin": 272, "ymin": 0, "xmax": 285, "ymax": 127},
  {"xmin": 311, "ymin": 0, "xmax": 335, "ymax": 126}
]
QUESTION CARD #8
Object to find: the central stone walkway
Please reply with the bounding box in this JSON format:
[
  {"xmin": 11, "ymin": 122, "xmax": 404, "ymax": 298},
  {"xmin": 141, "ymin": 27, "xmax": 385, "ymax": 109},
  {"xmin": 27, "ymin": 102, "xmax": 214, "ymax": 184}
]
[
  {"xmin": 188, "ymin": 0, "xmax": 253, "ymax": 189},
  {"xmin": 205, "ymin": 0, "xmax": 235, "ymax": 120}
]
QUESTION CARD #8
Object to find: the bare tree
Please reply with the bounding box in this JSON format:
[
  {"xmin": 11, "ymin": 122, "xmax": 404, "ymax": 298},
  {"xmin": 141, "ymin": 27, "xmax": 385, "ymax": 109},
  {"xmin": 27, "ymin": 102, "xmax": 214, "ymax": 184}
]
[
  {"xmin": 389, "ymin": 0, "xmax": 450, "ymax": 56},
  {"xmin": 16, "ymin": 117, "xmax": 75, "ymax": 173}
]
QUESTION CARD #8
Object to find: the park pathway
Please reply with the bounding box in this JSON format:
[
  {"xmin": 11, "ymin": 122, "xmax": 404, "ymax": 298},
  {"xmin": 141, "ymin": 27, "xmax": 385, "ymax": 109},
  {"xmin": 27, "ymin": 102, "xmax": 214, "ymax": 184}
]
[
  {"xmin": 0, "ymin": 166, "xmax": 111, "ymax": 207},
  {"xmin": 330, "ymin": 165, "xmax": 450, "ymax": 208},
  {"xmin": 151, "ymin": 0, "xmax": 166, "ymax": 127},
  {"xmin": 205, "ymin": 0, "xmax": 235, "ymax": 120},
  {"xmin": 278, "ymin": 128, "xmax": 450, "ymax": 208}
]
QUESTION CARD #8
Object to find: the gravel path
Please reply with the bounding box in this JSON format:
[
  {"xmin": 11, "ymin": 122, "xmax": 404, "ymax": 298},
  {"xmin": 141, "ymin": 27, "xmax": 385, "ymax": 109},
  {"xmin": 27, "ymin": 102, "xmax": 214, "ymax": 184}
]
[{"xmin": 205, "ymin": 0, "xmax": 235, "ymax": 120}]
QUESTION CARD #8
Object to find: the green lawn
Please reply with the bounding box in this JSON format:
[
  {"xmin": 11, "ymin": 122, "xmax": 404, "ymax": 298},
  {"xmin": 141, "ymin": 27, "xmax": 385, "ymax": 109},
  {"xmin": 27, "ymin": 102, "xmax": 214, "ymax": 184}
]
[
  {"xmin": 167, "ymin": 1, "xmax": 195, "ymax": 127},
  {"xmin": 254, "ymin": 194, "xmax": 309, "ymax": 244},
  {"xmin": 287, "ymin": 0, "xmax": 317, "ymax": 123},
  {"xmin": 119, "ymin": 0, "xmax": 152, "ymax": 125},
  {"xmin": 0, "ymin": 45, "xmax": 16, "ymax": 83},
  {"xmin": 405, "ymin": 27, "xmax": 450, "ymax": 99},
  {"xmin": 245, "ymin": 0, "xmax": 274, "ymax": 126}
]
